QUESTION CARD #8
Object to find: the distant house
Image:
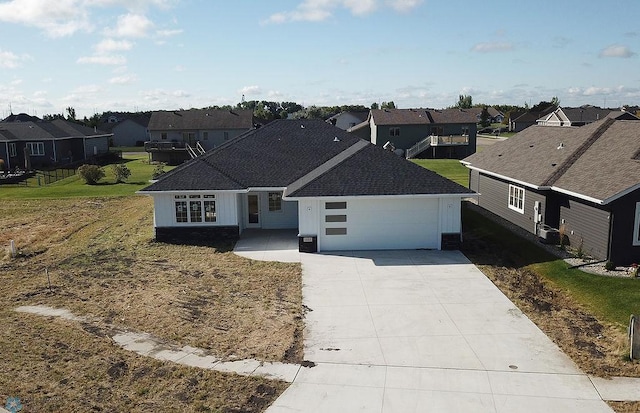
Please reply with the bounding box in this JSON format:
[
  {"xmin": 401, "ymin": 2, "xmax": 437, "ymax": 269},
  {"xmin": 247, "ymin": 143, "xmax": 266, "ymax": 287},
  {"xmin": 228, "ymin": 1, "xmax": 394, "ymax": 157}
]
[
  {"xmin": 536, "ymin": 106, "xmax": 632, "ymax": 127},
  {"xmin": 101, "ymin": 113, "xmax": 150, "ymax": 147},
  {"xmin": 510, "ymin": 106, "xmax": 556, "ymax": 132},
  {"xmin": 467, "ymin": 107, "xmax": 505, "ymax": 124},
  {"xmin": 0, "ymin": 119, "xmax": 111, "ymax": 170},
  {"xmin": 139, "ymin": 120, "xmax": 474, "ymax": 252},
  {"xmin": 2, "ymin": 113, "xmax": 41, "ymax": 123},
  {"xmin": 146, "ymin": 108, "xmax": 255, "ymax": 165},
  {"xmin": 326, "ymin": 110, "xmax": 369, "ymax": 130},
  {"xmin": 348, "ymin": 108, "xmax": 477, "ymax": 159},
  {"xmin": 462, "ymin": 113, "xmax": 640, "ymax": 265}
]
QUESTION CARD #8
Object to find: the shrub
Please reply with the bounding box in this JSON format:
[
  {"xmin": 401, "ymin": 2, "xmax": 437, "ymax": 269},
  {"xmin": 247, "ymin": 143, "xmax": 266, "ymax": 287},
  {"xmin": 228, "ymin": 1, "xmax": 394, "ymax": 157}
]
[
  {"xmin": 111, "ymin": 163, "xmax": 131, "ymax": 183},
  {"xmin": 0, "ymin": 158, "xmax": 4, "ymax": 172},
  {"xmin": 77, "ymin": 164, "xmax": 105, "ymax": 185},
  {"xmin": 604, "ymin": 261, "xmax": 616, "ymax": 271},
  {"xmin": 151, "ymin": 163, "xmax": 166, "ymax": 180}
]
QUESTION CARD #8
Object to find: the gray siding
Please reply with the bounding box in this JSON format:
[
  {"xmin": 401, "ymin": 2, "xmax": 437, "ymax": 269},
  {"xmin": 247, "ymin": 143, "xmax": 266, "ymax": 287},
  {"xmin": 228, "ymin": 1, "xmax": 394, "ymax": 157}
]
[
  {"xmin": 559, "ymin": 199, "xmax": 610, "ymax": 260},
  {"xmin": 475, "ymin": 173, "xmax": 547, "ymax": 234},
  {"xmin": 607, "ymin": 188, "xmax": 640, "ymax": 265}
]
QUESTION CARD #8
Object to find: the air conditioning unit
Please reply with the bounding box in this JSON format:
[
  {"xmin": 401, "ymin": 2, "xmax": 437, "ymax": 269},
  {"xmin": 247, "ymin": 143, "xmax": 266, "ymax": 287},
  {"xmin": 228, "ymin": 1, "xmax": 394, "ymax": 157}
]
[{"xmin": 538, "ymin": 225, "xmax": 559, "ymax": 244}]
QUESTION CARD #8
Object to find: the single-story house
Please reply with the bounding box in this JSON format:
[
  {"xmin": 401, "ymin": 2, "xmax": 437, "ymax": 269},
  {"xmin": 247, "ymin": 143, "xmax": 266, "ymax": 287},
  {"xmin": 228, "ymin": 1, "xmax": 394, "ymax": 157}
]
[
  {"xmin": 0, "ymin": 119, "xmax": 111, "ymax": 170},
  {"xmin": 146, "ymin": 108, "xmax": 255, "ymax": 165},
  {"xmin": 462, "ymin": 113, "xmax": 640, "ymax": 265},
  {"xmin": 348, "ymin": 108, "xmax": 477, "ymax": 160},
  {"xmin": 510, "ymin": 105, "xmax": 556, "ymax": 132},
  {"xmin": 138, "ymin": 119, "xmax": 475, "ymax": 252}
]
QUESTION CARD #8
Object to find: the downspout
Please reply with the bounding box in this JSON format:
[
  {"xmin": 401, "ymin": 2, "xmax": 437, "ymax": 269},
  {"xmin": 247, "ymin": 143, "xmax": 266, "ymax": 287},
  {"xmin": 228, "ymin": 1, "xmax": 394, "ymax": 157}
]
[
  {"xmin": 52, "ymin": 139, "xmax": 57, "ymax": 163},
  {"xmin": 4, "ymin": 142, "xmax": 10, "ymax": 171},
  {"xmin": 607, "ymin": 211, "xmax": 614, "ymax": 263},
  {"xmin": 83, "ymin": 137, "xmax": 87, "ymax": 160}
]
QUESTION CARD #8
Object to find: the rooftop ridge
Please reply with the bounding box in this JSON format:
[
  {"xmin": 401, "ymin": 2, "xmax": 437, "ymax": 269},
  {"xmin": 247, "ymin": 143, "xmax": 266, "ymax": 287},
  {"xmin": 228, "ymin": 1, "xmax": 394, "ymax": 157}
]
[{"xmin": 542, "ymin": 117, "xmax": 615, "ymax": 186}]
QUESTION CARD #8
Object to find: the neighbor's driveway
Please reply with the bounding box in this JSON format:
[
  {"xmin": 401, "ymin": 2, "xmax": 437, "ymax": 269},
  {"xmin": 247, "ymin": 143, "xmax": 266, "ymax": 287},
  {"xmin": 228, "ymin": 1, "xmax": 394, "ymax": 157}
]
[{"xmin": 234, "ymin": 237, "xmax": 612, "ymax": 412}]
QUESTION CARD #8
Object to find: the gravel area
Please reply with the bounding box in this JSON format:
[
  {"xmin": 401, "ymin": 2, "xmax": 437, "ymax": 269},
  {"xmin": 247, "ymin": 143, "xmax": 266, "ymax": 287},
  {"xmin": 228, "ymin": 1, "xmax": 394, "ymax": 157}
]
[{"xmin": 465, "ymin": 202, "xmax": 639, "ymax": 279}]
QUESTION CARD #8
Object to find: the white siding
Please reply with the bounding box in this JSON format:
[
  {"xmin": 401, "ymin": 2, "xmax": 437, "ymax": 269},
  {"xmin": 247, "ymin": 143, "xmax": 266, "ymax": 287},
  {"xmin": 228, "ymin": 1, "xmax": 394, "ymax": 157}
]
[
  {"xmin": 297, "ymin": 198, "xmax": 321, "ymax": 236},
  {"xmin": 439, "ymin": 198, "xmax": 462, "ymax": 234},
  {"xmin": 152, "ymin": 192, "xmax": 239, "ymax": 227},
  {"xmin": 318, "ymin": 197, "xmax": 441, "ymax": 251}
]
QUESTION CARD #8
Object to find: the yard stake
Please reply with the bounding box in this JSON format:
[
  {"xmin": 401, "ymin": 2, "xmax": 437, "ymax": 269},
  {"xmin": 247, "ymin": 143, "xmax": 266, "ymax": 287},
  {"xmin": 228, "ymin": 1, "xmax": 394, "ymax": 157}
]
[
  {"xmin": 10, "ymin": 239, "xmax": 16, "ymax": 258},
  {"xmin": 46, "ymin": 268, "xmax": 51, "ymax": 291}
]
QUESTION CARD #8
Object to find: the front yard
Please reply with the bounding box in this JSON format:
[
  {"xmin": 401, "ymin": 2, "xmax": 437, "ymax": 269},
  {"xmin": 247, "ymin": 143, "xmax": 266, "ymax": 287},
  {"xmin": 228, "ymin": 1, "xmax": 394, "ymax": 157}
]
[{"xmin": 0, "ymin": 197, "xmax": 302, "ymax": 412}]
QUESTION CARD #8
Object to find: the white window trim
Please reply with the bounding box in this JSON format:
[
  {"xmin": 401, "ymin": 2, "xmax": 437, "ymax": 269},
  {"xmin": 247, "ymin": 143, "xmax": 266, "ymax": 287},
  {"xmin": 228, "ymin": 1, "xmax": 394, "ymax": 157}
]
[
  {"xmin": 268, "ymin": 192, "xmax": 283, "ymax": 213},
  {"xmin": 174, "ymin": 194, "xmax": 217, "ymax": 224},
  {"xmin": 9, "ymin": 142, "xmax": 16, "ymax": 157},
  {"xmin": 27, "ymin": 142, "xmax": 45, "ymax": 156},
  {"xmin": 633, "ymin": 202, "xmax": 640, "ymax": 246},
  {"xmin": 508, "ymin": 184, "xmax": 525, "ymax": 214}
]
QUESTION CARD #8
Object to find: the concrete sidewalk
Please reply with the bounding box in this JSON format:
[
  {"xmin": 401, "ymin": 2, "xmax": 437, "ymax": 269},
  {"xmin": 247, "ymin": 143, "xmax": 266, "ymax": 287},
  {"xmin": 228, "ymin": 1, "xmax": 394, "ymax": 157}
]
[{"xmin": 260, "ymin": 249, "xmax": 614, "ymax": 413}]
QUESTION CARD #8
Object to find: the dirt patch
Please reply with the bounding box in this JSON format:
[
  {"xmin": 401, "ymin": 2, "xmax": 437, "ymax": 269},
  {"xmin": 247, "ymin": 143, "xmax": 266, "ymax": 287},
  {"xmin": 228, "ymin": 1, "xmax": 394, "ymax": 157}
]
[{"xmin": 0, "ymin": 197, "xmax": 302, "ymax": 411}]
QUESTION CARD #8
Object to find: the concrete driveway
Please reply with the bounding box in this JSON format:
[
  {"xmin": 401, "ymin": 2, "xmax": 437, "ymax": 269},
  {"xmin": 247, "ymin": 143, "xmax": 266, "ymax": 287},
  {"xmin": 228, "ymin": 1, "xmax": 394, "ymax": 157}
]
[{"xmin": 234, "ymin": 239, "xmax": 613, "ymax": 412}]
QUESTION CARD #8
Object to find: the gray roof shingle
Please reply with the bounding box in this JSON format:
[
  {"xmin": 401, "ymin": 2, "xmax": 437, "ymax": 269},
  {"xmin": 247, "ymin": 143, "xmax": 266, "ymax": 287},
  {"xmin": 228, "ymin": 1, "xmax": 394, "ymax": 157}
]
[
  {"xmin": 0, "ymin": 119, "xmax": 109, "ymax": 142},
  {"xmin": 143, "ymin": 119, "xmax": 474, "ymax": 198},
  {"xmin": 371, "ymin": 108, "xmax": 477, "ymax": 126},
  {"xmin": 463, "ymin": 116, "xmax": 640, "ymax": 203}
]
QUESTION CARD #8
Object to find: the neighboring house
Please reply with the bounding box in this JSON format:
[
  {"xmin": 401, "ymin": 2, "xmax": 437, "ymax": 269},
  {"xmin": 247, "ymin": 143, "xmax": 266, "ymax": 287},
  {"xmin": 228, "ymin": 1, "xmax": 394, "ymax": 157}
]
[
  {"xmin": 146, "ymin": 108, "xmax": 255, "ymax": 164},
  {"xmin": 326, "ymin": 110, "xmax": 370, "ymax": 130},
  {"xmin": 138, "ymin": 119, "xmax": 475, "ymax": 252},
  {"xmin": 467, "ymin": 107, "xmax": 505, "ymax": 124},
  {"xmin": 0, "ymin": 119, "xmax": 111, "ymax": 170},
  {"xmin": 536, "ymin": 105, "xmax": 633, "ymax": 127},
  {"xmin": 348, "ymin": 108, "xmax": 477, "ymax": 159},
  {"xmin": 462, "ymin": 113, "xmax": 640, "ymax": 265},
  {"xmin": 101, "ymin": 114, "xmax": 151, "ymax": 147},
  {"xmin": 510, "ymin": 106, "xmax": 556, "ymax": 132}
]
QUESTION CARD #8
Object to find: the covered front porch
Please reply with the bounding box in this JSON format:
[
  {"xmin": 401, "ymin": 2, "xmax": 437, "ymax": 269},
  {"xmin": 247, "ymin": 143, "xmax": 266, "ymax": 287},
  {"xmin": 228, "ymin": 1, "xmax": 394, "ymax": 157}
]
[{"xmin": 234, "ymin": 229, "xmax": 301, "ymax": 262}]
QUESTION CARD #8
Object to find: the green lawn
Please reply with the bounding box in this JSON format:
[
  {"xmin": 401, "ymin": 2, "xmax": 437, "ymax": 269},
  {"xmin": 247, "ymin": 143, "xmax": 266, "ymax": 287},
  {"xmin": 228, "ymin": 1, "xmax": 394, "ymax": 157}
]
[
  {"xmin": 412, "ymin": 159, "xmax": 469, "ymax": 187},
  {"xmin": 0, "ymin": 154, "xmax": 168, "ymax": 199}
]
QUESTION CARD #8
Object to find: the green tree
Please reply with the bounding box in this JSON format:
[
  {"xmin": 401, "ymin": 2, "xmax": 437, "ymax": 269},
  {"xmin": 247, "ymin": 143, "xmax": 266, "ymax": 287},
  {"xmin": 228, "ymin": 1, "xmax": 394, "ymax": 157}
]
[
  {"xmin": 66, "ymin": 106, "xmax": 76, "ymax": 121},
  {"xmin": 457, "ymin": 95, "xmax": 473, "ymax": 109},
  {"xmin": 381, "ymin": 101, "xmax": 396, "ymax": 109},
  {"xmin": 371, "ymin": 102, "xmax": 379, "ymax": 109},
  {"xmin": 480, "ymin": 106, "xmax": 491, "ymax": 127}
]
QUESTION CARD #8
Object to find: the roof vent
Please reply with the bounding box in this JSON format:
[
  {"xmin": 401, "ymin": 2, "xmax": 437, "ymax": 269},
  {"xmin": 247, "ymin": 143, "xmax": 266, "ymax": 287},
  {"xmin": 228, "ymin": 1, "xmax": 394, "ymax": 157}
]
[
  {"xmin": 333, "ymin": 137, "xmax": 340, "ymax": 142},
  {"xmin": 557, "ymin": 142, "xmax": 565, "ymax": 150},
  {"xmin": 300, "ymin": 124, "xmax": 305, "ymax": 129}
]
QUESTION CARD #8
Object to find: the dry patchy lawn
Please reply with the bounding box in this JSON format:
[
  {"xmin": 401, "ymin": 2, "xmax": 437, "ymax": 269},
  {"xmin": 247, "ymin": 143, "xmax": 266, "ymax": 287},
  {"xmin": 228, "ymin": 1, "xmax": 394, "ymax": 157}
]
[{"xmin": 0, "ymin": 197, "xmax": 303, "ymax": 412}]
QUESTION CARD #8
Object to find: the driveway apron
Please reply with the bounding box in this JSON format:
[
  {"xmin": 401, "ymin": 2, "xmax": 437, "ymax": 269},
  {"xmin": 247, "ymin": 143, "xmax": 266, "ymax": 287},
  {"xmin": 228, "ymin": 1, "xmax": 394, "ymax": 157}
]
[{"xmin": 265, "ymin": 249, "xmax": 613, "ymax": 413}]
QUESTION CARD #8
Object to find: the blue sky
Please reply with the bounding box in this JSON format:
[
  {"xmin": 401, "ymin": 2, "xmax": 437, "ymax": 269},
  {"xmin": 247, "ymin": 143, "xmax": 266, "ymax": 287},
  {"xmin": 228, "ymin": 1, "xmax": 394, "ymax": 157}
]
[{"xmin": 0, "ymin": 0, "xmax": 638, "ymax": 118}]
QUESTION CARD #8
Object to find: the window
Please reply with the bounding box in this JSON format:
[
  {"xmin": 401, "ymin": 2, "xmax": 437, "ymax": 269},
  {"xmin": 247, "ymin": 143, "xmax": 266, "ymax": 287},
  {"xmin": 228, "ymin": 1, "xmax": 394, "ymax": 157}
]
[
  {"xmin": 189, "ymin": 195, "xmax": 202, "ymax": 222},
  {"xmin": 268, "ymin": 192, "xmax": 282, "ymax": 212},
  {"xmin": 325, "ymin": 201, "xmax": 347, "ymax": 210},
  {"xmin": 431, "ymin": 126, "xmax": 444, "ymax": 136},
  {"xmin": 175, "ymin": 195, "xmax": 188, "ymax": 222},
  {"xmin": 325, "ymin": 215, "xmax": 347, "ymax": 222},
  {"xmin": 389, "ymin": 127, "xmax": 400, "ymax": 137},
  {"xmin": 204, "ymin": 195, "xmax": 216, "ymax": 222},
  {"xmin": 461, "ymin": 127, "xmax": 469, "ymax": 136},
  {"xmin": 182, "ymin": 132, "xmax": 196, "ymax": 143},
  {"xmin": 203, "ymin": 132, "xmax": 209, "ymax": 141},
  {"xmin": 26, "ymin": 142, "xmax": 45, "ymax": 156},
  {"xmin": 9, "ymin": 143, "xmax": 16, "ymax": 157},
  {"xmin": 508, "ymin": 185, "xmax": 525, "ymax": 213},
  {"xmin": 326, "ymin": 228, "xmax": 347, "ymax": 235},
  {"xmin": 175, "ymin": 194, "xmax": 216, "ymax": 223},
  {"xmin": 224, "ymin": 131, "xmax": 230, "ymax": 141},
  {"xmin": 161, "ymin": 132, "xmax": 168, "ymax": 140},
  {"xmin": 633, "ymin": 203, "xmax": 640, "ymax": 246}
]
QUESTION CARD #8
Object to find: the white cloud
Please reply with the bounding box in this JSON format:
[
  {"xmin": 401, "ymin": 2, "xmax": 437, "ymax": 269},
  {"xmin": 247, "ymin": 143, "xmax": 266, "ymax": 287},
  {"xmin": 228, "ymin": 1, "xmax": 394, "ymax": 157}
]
[
  {"xmin": 264, "ymin": 0, "xmax": 421, "ymax": 23},
  {"xmin": 240, "ymin": 85, "xmax": 262, "ymax": 95},
  {"xmin": 95, "ymin": 38, "xmax": 134, "ymax": 53},
  {"xmin": 77, "ymin": 55, "xmax": 126, "ymax": 65},
  {"xmin": 156, "ymin": 28, "xmax": 182, "ymax": 37},
  {"xmin": 0, "ymin": 0, "xmax": 91, "ymax": 37},
  {"xmin": 109, "ymin": 74, "xmax": 138, "ymax": 84},
  {"xmin": 599, "ymin": 44, "xmax": 635, "ymax": 58},
  {"xmin": 105, "ymin": 13, "xmax": 154, "ymax": 38},
  {"xmin": 471, "ymin": 42, "xmax": 514, "ymax": 53},
  {"xmin": 0, "ymin": 49, "xmax": 30, "ymax": 68}
]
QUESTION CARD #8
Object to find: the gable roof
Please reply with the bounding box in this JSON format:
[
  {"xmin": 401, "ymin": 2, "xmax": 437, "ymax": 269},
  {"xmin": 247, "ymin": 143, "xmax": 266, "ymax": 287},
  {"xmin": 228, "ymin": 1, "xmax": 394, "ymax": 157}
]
[
  {"xmin": 2, "ymin": 113, "xmax": 41, "ymax": 122},
  {"xmin": 370, "ymin": 108, "xmax": 477, "ymax": 126},
  {"xmin": 0, "ymin": 119, "xmax": 110, "ymax": 142},
  {"xmin": 462, "ymin": 115, "xmax": 640, "ymax": 204},
  {"xmin": 141, "ymin": 119, "xmax": 474, "ymax": 198},
  {"xmin": 148, "ymin": 108, "xmax": 254, "ymax": 131}
]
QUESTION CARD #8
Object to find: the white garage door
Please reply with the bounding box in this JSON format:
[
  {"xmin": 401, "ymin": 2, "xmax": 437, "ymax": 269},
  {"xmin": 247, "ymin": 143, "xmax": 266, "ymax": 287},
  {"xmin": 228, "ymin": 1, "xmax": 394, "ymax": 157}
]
[{"xmin": 319, "ymin": 198, "xmax": 440, "ymax": 251}]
